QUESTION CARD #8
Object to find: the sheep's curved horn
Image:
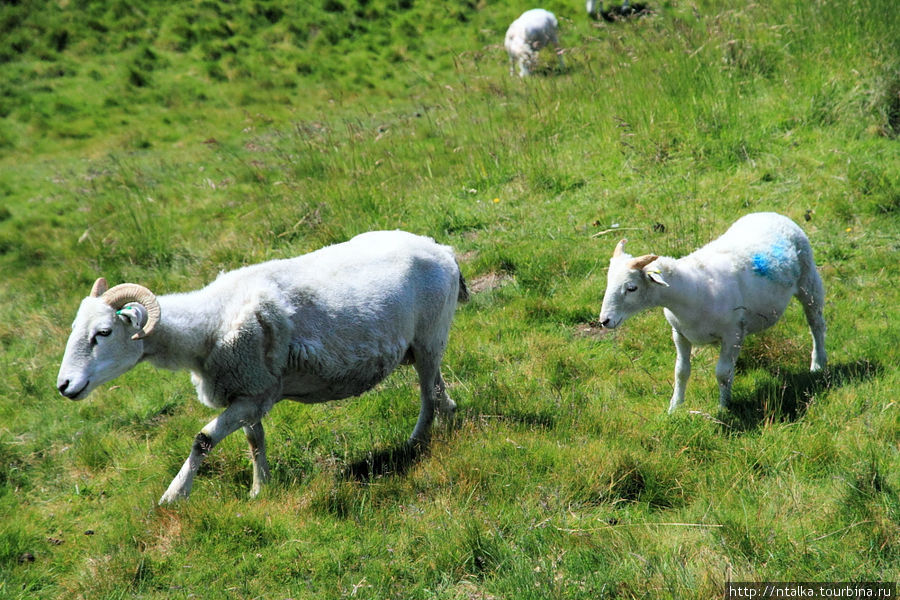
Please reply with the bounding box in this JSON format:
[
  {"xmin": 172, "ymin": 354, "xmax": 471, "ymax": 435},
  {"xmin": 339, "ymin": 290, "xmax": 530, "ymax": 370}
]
[
  {"xmin": 628, "ymin": 254, "xmax": 659, "ymax": 270},
  {"xmin": 613, "ymin": 239, "xmax": 627, "ymax": 258},
  {"xmin": 90, "ymin": 278, "xmax": 109, "ymax": 297},
  {"xmin": 101, "ymin": 284, "xmax": 161, "ymax": 339}
]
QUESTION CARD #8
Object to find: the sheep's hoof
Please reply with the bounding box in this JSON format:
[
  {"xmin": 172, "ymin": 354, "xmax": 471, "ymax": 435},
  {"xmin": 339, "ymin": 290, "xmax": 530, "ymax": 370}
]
[
  {"xmin": 438, "ymin": 397, "xmax": 457, "ymax": 415},
  {"xmin": 158, "ymin": 483, "xmax": 191, "ymax": 505},
  {"xmin": 667, "ymin": 397, "xmax": 684, "ymax": 414},
  {"xmin": 437, "ymin": 403, "xmax": 458, "ymax": 427},
  {"xmin": 158, "ymin": 491, "xmax": 186, "ymax": 505},
  {"xmin": 407, "ymin": 435, "xmax": 431, "ymax": 453}
]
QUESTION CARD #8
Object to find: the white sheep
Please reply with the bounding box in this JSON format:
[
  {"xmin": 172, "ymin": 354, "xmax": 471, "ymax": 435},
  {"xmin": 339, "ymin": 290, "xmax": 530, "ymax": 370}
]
[
  {"xmin": 504, "ymin": 9, "xmax": 565, "ymax": 77},
  {"xmin": 57, "ymin": 230, "xmax": 469, "ymax": 503},
  {"xmin": 598, "ymin": 212, "xmax": 827, "ymax": 413}
]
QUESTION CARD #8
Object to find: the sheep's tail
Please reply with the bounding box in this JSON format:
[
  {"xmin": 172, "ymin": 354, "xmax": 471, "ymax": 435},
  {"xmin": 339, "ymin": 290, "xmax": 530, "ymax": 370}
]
[{"xmin": 456, "ymin": 263, "xmax": 470, "ymax": 304}]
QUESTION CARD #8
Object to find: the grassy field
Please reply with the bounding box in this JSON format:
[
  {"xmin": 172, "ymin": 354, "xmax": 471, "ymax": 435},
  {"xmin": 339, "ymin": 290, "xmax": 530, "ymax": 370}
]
[{"xmin": 1, "ymin": 0, "xmax": 899, "ymax": 597}]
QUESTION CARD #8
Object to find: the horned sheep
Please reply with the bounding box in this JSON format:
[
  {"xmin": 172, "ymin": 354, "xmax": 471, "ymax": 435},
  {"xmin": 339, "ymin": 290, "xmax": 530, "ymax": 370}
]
[
  {"xmin": 504, "ymin": 9, "xmax": 565, "ymax": 77},
  {"xmin": 57, "ymin": 230, "xmax": 468, "ymax": 504},
  {"xmin": 598, "ymin": 212, "xmax": 827, "ymax": 413}
]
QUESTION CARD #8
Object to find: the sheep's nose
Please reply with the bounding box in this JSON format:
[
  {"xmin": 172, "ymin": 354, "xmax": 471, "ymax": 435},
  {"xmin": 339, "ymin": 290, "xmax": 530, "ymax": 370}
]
[
  {"xmin": 600, "ymin": 317, "xmax": 611, "ymax": 328},
  {"xmin": 57, "ymin": 380, "xmax": 83, "ymax": 399}
]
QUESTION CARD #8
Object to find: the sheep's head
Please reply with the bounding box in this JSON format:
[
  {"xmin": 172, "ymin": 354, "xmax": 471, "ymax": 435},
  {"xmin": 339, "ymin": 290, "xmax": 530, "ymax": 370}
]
[
  {"xmin": 56, "ymin": 278, "xmax": 160, "ymax": 400},
  {"xmin": 598, "ymin": 239, "xmax": 667, "ymax": 329}
]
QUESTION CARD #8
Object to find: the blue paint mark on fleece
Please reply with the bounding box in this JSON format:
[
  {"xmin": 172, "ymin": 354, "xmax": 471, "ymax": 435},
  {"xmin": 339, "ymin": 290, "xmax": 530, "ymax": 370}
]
[{"xmin": 751, "ymin": 239, "xmax": 795, "ymax": 283}]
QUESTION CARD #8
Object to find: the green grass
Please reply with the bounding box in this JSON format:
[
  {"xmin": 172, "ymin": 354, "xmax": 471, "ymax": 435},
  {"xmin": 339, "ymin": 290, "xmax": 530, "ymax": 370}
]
[{"xmin": 2, "ymin": 0, "xmax": 899, "ymax": 597}]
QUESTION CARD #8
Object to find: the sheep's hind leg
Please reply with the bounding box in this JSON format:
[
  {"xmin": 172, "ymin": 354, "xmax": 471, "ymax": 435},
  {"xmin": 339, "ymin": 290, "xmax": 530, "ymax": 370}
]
[
  {"xmin": 409, "ymin": 350, "xmax": 444, "ymax": 446},
  {"xmin": 797, "ymin": 272, "xmax": 827, "ymax": 372},
  {"xmin": 716, "ymin": 334, "xmax": 744, "ymax": 410},
  {"xmin": 243, "ymin": 421, "xmax": 270, "ymax": 498},
  {"xmin": 436, "ymin": 372, "xmax": 456, "ymax": 417},
  {"xmin": 668, "ymin": 329, "xmax": 692, "ymax": 414},
  {"xmin": 158, "ymin": 396, "xmax": 274, "ymax": 504}
]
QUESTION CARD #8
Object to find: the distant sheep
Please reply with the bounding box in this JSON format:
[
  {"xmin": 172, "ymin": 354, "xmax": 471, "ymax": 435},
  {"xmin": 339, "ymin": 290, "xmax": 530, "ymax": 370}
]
[
  {"xmin": 57, "ymin": 231, "xmax": 468, "ymax": 503},
  {"xmin": 586, "ymin": 0, "xmax": 624, "ymax": 19},
  {"xmin": 598, "ymin": 212, "xmax": 827, "ymax": 412},
  {"xmin": 504, "ymin": 9, "xmax": 565, "ymax": 77},
  {"xmin": 587, "ymin": 1, "xmax": 650, "ymax": 22}
]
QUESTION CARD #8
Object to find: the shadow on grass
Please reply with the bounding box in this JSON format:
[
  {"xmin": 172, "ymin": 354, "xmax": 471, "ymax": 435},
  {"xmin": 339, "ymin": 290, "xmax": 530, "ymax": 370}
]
[
  {"xmin": 341, "ymin": 440, "xmax": 428, "ymax": 482},
  {"xmin": 721, "ymin": 359, "xmax": 883, "ymax": 432},
  {"xmin": 340, "ymin": 406, "xmax": 558, "ymax": 482}
]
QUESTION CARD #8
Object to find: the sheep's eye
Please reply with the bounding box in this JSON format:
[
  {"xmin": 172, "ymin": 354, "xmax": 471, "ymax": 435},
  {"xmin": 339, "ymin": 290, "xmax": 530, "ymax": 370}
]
[
  {"xmin": 625, "ymin": 283, "xmax": 638, "ymax": 293},
  {"xmin": 91, "ymin": 329, "xmax": 112, "ymax": 345}
]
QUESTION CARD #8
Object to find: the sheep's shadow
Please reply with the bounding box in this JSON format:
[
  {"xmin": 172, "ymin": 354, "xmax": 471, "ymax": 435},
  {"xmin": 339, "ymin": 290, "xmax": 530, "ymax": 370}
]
[
  {"xmin": 341, "ymin": 440, "xmax": 428, "ymax": 482},
  {"xmin": 721, "ymin": 359, "xmax": 882, "ymax": 431},
  {"xmin": 340, "ymin": 414, "xmax": 465, "ymax": 482}
]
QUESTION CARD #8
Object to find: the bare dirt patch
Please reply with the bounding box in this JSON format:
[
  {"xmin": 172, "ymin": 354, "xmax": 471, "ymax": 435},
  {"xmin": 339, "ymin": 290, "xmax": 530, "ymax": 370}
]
[
  {"xmin": 468, "ymin": 272, "xmax": 514, "ymax": 294},
  {"xmin": 573, "ymin": 320, "xmax": 610, "ymax": 338}
]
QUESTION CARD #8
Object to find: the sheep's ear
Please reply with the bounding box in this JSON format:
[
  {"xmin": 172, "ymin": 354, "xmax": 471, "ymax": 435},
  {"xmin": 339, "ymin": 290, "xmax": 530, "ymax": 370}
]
[
  {"xmin": 645, "ymin": 268, "xmax": 669, "ymax": 287},
  {"xmin": 116, "ymin": 303, "xmax": 149, "ymax": 332}
]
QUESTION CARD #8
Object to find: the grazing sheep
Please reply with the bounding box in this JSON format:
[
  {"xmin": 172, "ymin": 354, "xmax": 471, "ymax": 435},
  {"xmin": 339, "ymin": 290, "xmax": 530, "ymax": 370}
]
[
  {"xmin": 504, "ymin": 9, "xmax": 565, "ymax": 77},
  {"xmin": 57, "ymin": 231, "xmax": 469, "ymax": 503},
  {"xmin": 598, "ymin": 212, "xmax": 827, "ymax": 413}
]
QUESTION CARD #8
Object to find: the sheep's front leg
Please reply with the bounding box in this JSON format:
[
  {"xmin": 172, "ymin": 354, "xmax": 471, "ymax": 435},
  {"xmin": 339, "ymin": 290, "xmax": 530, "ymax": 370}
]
[
  {"xmin": 159, "ymin": 397, "xmax": 272, "ymax": 504},
  {"xmin": 518, "ymin": 56, "xmax": 529, "ymax": 77},
  {"xmin": 243, "ymin": 421, "xmax": 270, "ymax": 498},
  {"xmin": 668, "ymin": 329, "xmax": 692, "ymax": 414},
  {"xmin": 716, "ymin": 334, "xmax": 744, "ymax": 410}
]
